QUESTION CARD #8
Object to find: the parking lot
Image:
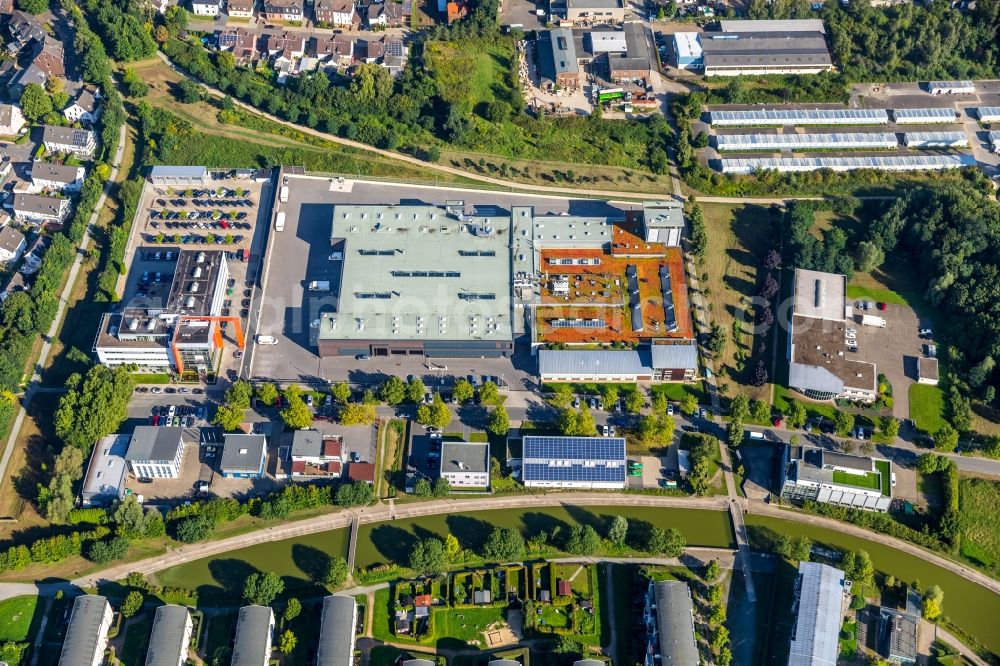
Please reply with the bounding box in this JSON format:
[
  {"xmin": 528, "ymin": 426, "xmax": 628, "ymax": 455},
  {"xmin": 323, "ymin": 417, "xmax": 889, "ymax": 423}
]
[{"xmin": 250, "ymin": 176, "xmax": 624, "ymax": 388}]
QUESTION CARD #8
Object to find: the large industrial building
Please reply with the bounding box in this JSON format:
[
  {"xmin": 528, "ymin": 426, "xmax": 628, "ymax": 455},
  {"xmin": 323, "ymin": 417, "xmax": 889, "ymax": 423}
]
[
  {"xmin": 673, "ymin": 19, "xmax": 832, "ymax": 76},
  {"xmin": 536, "ymin": 22, "xmax": 655, "ymax": 89},
  {"xmin": 93, "ymin": 249, "xmax": 239, "ymax": 374},
  {"xmin": 787, "ymin": 562, "xmax": 849, "ymax": 666},
  {"xmin": 787, "ymin": 269, "xmax": 877, "ymax": 402},
  {"xmin": 538, "ymin": 343, "xmax": 698, "ymax": 383},
  {"xmin": 521, "ymin": 435, "xmax": 626, "ymax": 489}
]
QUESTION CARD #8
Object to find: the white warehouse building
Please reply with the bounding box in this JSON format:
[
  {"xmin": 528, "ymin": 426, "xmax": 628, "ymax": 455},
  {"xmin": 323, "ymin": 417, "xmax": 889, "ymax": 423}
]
[
  {"xmin": 709, "ymin": 108, "xmax": 889, "ymax": 127},
  {"xmin": 902, "ymin": 131, "xmax": 968, "ymax": 148},
  {"xmin": 926, "ymin": 80, "xmax": 975, "ymax": 95},
  {"xmin": 976, "ymin": 107, "xmax": 1000, "ymax": 123},
  {"xmin": 891, "ymin": 107, "xmax": 958, "ymax": 124},
  {"xmin": 990, "ymin": 130, "xmax": 1000, "ymax": 153},
  {"xmin": 715, "ymin": 132, "xmax": 898, "ymax": 151},
  {"xmin": 720, "ymin": 154, "xmax": 975, "ymax": 174}
]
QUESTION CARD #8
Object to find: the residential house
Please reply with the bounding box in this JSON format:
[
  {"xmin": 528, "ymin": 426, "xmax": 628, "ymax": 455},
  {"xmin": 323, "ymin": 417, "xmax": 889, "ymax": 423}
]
[
  {"xmin": 9, "ymin": 39, "xmax": 65, "ymax": 98},
  {"xmin": 346, "ymin": 461, "xmax": 375, "ymax": 484},
  {"xmin": 147, "ymin": 605, "xmax": 194, "ymax": 666},
  {"xmin": 6, "ymin": 11, "xmax": 44, "ymax": 55},
  {"xmin": 191, "ymin": 0, "xmax": 223, "ymax": 16},
  {"xmin": 59, "ymin": 595, "xmax": 114, "ymax": 666},
  {"xmin": 63, "ymin": 89, "xmax": 100, "ymax": 125},
  {"xmin": 0, "ymin": 103, "xmax": 25, "ymax": 136},
  {"xmin": 314, "ymin": 35, "xmax": 354, "ymax": 67},
  {"xmin": 42, "ymin": 125, "xmax": 97, "ymax": 157},
  {"xmin": 31, "ymin": 163, "xmax": 85, "ymax": 193},
  {"xmin": 227, "ymin": 0, "xmax": 256, "ymax": 17},
  {"xmin": 317, "ymin": 596, "xmax": 358, "ymax": 666},
  {"xmin": 358, "ymin": 37, "xmax": 385, "ymax": 64},
  {"xmin": 232, "ymin": 606, "xmax": 275, "ymax": 666},
  {"xmin": 0, "ymin": 225, "xmax": 26, "ymax": 264},
  {"xmin": 217, "ymin": 28, "xmax": 259, "ymax": 64},
  {"xmin": 285, "ymin": 430, "xmax": 344, "ymax": 478},
  {"xmin": 262, "ymin": 0, "xmax": 304, "ymax": 20},
  {"xmin": 315, "ymin": 0, "xmax": 359, "ymax": 27},
  {"xmin": 125, "ymin": 426, "xmax": 186, "ymax": 479},
  {"xmin": 265, "ymin": 31, "xmax": 306, "ymax": 69},
  {"xmin": 219, "ymin": 433, "xmax": 267, "ymax": 478},
  {"xmin": 382, "ymin": 37, "xmax": 407, "ymax": 75},
  {"xmin": 446, "ymin": 1, "xmax": 468, "ymax": 24},
  {"xmin": 19, "ymin": 233, "xmax": 49, "ymax": 275},
  {"xmin": 367, "ymin": 1, "xmax": 405, "ymax": 28},
  {"xmin": 12, "ymin": 193, "xmax": 69, "ymax": 225},
  {"xmin": 439, "ymin": 441, "xmax": 489, "ymax": 488},
  {"xmin": 0, "ymin": 271, "xmax": 28, "ymax": 301},
  {"xmin": 81, "ymin": 434, "xmax": 130, "ymax": 507},
  {"xmin": 643, "ymin": 581, "xmax": 697, "ymax": 666}
]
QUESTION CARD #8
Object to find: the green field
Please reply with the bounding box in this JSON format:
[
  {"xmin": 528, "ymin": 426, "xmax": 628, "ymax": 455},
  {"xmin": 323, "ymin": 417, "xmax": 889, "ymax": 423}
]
[
  {"xmin": 958, "ymin": 478, "xmax": 1000, "ymax": 571},
  {"xmin": 152, "ymin": 527, "xmax": 349, "ymax": 598},
  {"xmin": 845, "ymin": 284, "xmax": 909, "ymax": 305},
  {"xmin": 773, "ymin": 385, "xmax": 838, "ymax": 422},
  {"xmin": 0, "ymin": 596, "xmax": 38, "ymax": 642},
  {"xmin": 875, "ymin": 460, "xmax": 891, "ymax": 496},
  {"xmin": 746, "ymin": 514, "xmax": 1000, "ymax": 656},
  {"xmin": 831, "ymin": 470, "xmax": 881, "ymax": 491},
  {"xmin": 909, "ymin": 383, "xmax": 947, "ymax": 433},
  {"xmin": 425, "ymin": 40, "xmax": 512, "ymax": 110},
  {"xmin": 355, "ymin": 506, "xmax": 735, "ymax": 568}
]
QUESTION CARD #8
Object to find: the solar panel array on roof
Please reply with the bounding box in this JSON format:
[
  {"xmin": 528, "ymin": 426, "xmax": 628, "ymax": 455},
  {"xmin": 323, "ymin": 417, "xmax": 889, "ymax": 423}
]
[
  {"xmin": 901, "ymin": 131, "xmax": 968, "ymax": 148},
  {"xmin": 891, "ymin": 107, "xmax": 957, "ymax": 123},
  {"xmin": 977, "ymin": 106, "xmax": 1000, "ymax": 122},
  {"xmin": 715, "ymin": 132, "xmax": 898, "ymax": 151},
  {"xmin": 522, "ymin": 436, "xmax": 626, "ymax": 487},
  {"xmin": 709, "ymin": 108, "xmax": 889, "ymax": 126},
  {"xmin": 720, "ymin": 154, "xmax": 975, "ymax": 174},
  {"xmin": 659, "ymin": 266, "xmax": 678, "ymax": 332},
  {"xmin": 551, "ymin": 318, "xmax": 606, "ymax": 329},
  {"xmin": 624, "ymin": 264, "xmax": 643, "ymax": 332}
]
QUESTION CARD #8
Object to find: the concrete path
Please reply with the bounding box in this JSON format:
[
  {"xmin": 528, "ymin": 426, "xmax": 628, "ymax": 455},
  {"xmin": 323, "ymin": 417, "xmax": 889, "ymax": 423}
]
[
  {"xmin": 933, "ymin": 623, "xmax": 991, "ymax": 666},
  {"xmin": 0, "ymin": 122, "xmax": 129, "ymax": 495}
]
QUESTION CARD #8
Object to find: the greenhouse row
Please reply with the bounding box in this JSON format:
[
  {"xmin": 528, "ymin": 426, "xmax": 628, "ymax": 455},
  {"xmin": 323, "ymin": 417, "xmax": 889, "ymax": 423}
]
[
  {"xmin": 891, "ymin": 108, "xmax": 958, "ymax": 124},
  {"xmin": 708, "ymin": 108, "xmax": 890, "ymax": 126},
  {"xmin": 715, "ymin": 132, "xmax": 899, "ymax": 151},
  {"xmin": 976, "ymin": 107, "xmax": 1000, "ymax": 123},
  {"xmin": 990, "ymin": 131, "xmax": 1000, "ymax": 153},
  {"xmin": 719, "ymin": 154, "xmax": 976, "ymax": 174},
  {"xmin": 901, "ymin": 132, "xmax": 969, "ymax": 148}
]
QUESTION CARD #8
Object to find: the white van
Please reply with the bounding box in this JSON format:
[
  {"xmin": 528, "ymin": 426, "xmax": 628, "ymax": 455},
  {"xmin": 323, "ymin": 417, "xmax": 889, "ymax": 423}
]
[
  {"xmin": 256, "ymin": 335, "xmax": 278, "ymax": 345},
  {"xmin": 274, "ymin": 211, "xmax": 286, "ymax": 232},
  {"xmin": 746, "ymin": 430, "xmax": 765, "ymax": 441}
]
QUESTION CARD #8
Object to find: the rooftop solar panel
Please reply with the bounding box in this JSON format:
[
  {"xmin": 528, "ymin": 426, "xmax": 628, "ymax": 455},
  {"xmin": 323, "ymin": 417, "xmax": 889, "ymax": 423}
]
[
  {"xmin": 551, "ymin": 318, "xmax": 606, "ymax": 329},
  {"xmin": 522, "ymin": 436, "xmax": 626, "ymax": 485}
]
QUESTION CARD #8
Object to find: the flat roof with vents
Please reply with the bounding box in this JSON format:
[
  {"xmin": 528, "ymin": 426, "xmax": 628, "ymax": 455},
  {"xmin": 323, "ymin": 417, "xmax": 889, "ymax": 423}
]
[{"xmin": 320, "ymin": 204, "xmax": 512, "ymax": 343}]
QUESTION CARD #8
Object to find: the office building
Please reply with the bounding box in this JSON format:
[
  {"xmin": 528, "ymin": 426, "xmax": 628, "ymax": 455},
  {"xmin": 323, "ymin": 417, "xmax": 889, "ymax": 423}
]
[
  {"xmin": 125, "ymin": 426, "xmax": 186, "ymax": 479},
  {"xmin": 538, "ymin": 343, "xmax": 698, "ymax": 383},
  {"xmin": 780, "ymin": 447, "xmax": 892, "ymax": 512},
  {"xmin": 148, "ymin": 165, "xmax": 210, "ymax": 187},
  {"xmin": 81, "ymin": 434, "xmax": 130, "ymax": 507},
  {"xmin": 285, "ymin": 430, "xmax": 344, "ymax": 478},
  {"xmin": 220, "ymin": 433, "xmax": 267, "ymax": 478},
  {"xmin": 232, "ymin": 605, "xmax": 275, "ymax": 666},
  {"xmin": 59, "ymin": 595, "xmax": 114, "ymax": 666},
  {"xmin": 643, "ymin": 581, "xmax": 698, "ymax": 666},
  {"xmin": 316, "ymin": 595, "xmax": 358, "ymax": 666},
  {"xmin": 93, "ymin": 249, "xmax": 232, "ymax": 374},
  {"xmin": 439, "ymin": 441, "xmax": 490, "ymax": 488},
  {"xmin": 787, "ymin": 269, "xmax": 877, "ymax": 402},
  {"xmin": 559, "ymin": 0, "xmax": 626, "ymax": 23},
  {"xmin": 788, "ymin": 562, "xmax": 849, "ymax": 666},
  {"xmin": 521, "ymin": 436, "xmax": 626, "ymax": 489},
  {"xmin": 145, "ymin": 605, "xmax": 193, "ymax": 666},
  {"xmin": 676, "ymin": 19, "xmax": 832, "ymax": 76}
]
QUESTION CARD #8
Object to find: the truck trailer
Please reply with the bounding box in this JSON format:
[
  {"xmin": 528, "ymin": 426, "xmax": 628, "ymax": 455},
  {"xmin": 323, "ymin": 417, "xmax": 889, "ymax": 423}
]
[
  {"xmin": 861, "ymin": 314, "xmax": 886, "ymax": 328},
  {"xmin": 274, "ymin": 211, "xmax": 285, "ymax": 231},
  {"xmin": 279, "ymin": 185, "xmax": 289, "ymax": 202},
  {"xmin": 308, "ymin": 280, "xmax": 331, "ymax": 291}
]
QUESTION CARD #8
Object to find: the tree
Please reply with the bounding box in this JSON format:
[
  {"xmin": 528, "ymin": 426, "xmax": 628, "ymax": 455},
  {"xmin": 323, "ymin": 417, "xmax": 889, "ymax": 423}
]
[
  {"xmin": 549, "ymin": 384, "xmax": 574, "ymax": 409},
  {"xmin": 113, "ymin": 495, "xmax": 147, "ymax": 540},
  {"xmin": 412, "ymin": 477, "xmax": 432, "ymax": 497},
  {"xmin": 279, "ymin": 630, "xmax": 297, "ymax": 654},
  {"xmin": 406, "ymin": 378, "xmax": 426, "ymax": 403},
  {"xmin": 880, "ymin": 415, "xmax": 900, "ymax": 439},
  {"xmin": 16, "ymin": 0, "xmax": 46, "ymax": 14},
  {"xmin": 479, "ymin": 381, "xmax": 500, "ymax": 406},
  {"xmin": 175, "ymin": 515, "xmax": 215, "ymax": 543},
  {"xmin": 855, "ymin": 241, "xmax": 885, "ymax": 272},
  {"xmin": 646, "ymin": 526, "xmax": 685, "ymax": 557},
  {"xmin": 445, "ymin": 534, "xmax": 461, "ymax": 558},
  {"xmin": 122, "ymin": 68, "xmax": 149, "ymax": 97},
  {"xmin": 284, "ymin": 598, "xmax": 301, "ymax": 622},
  {"xmin": 54, "ymin": 366, "xmax": 135, "ymax": 453},
  {"xmin": 729, "ymin": 393, "xmax": 750, "ymax": 423},
  {"xmin": 39, "ymin": 446, "xmax": 83, "ymax": 523},
  {"xmin": 243, "ymin": 571, "xmax": 285, "ymax": 606},
  {"xmin": 775, "ymin": 534, "xmax": 812, "ymax": 561},
  {"xmin": 86, "ymin": 536, "xmax": 129, "ymax": 564},
  {"xmin": 486, "ymin": 406, "xmax": 510, "ymax": 437},
  {"xmin": 281, "ymin": 393, "xmax": 313, "ymax": 430},
  {"xmin": 834, "ymin": 410, "xmax": 855, "ymax": 437},
  {"xmin": 564, "ymin": 524, "xmax": 601, "ymax": 555},
  {"xmin": 408, "ymin": 537, "xmax": 446, "ymax": 574},
  {"xmin": 256, "ymin": 382, "xmax": 279, "ymax": 406},
  {"xmin": 680, "ymin": 392, "xmax": 699, "ymax": 416},
  {"xmin": 452, "ymin": 379, "xmax": 474, "ymax": 403},
  {"xmin": 432, "ymin": 477, "xmax": 450, "ymax": 497},
  {"xmin": 121, "ymin": 590, "xmax": 144, "ymax": 618},
  {"xmin": 624, "ymin": 389, "xmax": 644, "ymax": 414},
  {"xmin": 380, "ymin": 376, "xmax": 406, "ymax": 405},
  {"xmin": 331, "ymin": 382, "xmax": 352, "ymax": 404},
  {"xmin": 335, "ymin": 481, "xmax": 375, "ymax": 507},
  {"xmin": 214, "ymin": 403, "xmax": 245, "ymax": 431},
  {"xmin": 705, "ymin": 559, "xmax": 721, "ymax": 582},
  {"xmin": 934, "ymin": 424, "xmax": 959, "ymax": 452},
  {"xmin": 483, "ymin": 527, "xmax": 525, "ymax": 562},
  {"xmin": 176, "ymin": 79, "xmax": 202, "ymax": 103},
  {"xmin": 601, "ymin": 385, "xmax": 620, "ymax": 407},
  {"xmin": 750, "ymin": 399, "xmax": 771, "ymax": 424},
  {"xmin": 706, "ymin": 322, "xmax": 727, "ymax": 359},
  {"xmin": 340, "ymin": 403, "xmax": 377, "ymax": 425},
  {"xmin": 842, "ymin": 550, "xmax": 875, "ymax": 588},
  {"xmin": 785, "ymin": 400, "xmax": 807, "ymax": 429},
  {"xmin": 323, "ymin": 556, "xmax": 349, "ymax": 587},
  {"xmin": 607, "ymin": 515, "xmax": 628, "ymax": 546},
  {"xmin": 226, "ymin": 380, "xmax": 253, "ymax": 408},
  {"xmin": 922, "ymin": 585, "xmax": 944, "ymax": 621}
]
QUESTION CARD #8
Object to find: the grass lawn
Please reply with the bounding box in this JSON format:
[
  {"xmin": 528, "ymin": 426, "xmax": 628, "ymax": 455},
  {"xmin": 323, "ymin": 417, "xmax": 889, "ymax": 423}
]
[
  {"xmin": 773, "ymin": 385, "xmax": 838, "ymax": 422},
  {"xmin": 604, "ymin": 563, "xmax": 633, "ymax": 666},
  {"xmin": 832, "ymin": 470, "xmax": 881, "ymax": 490},
  {"xmin": 698, "ymin": 203, "xmax": 776, "ymax": 401},
  {"xmin": 958, "ymin": 477, "xmax": 1000, "ymax": 570},
  {"xmin": 436, "ymin": 606, "xmax": 505, "ymax": 644},
  {"xmin": 875, "ymin": 460, "xmax": 892, "ymax": 496},
  {"xmin": 846, "ymin": 284, "xmax": 908, "ymax": 306},
  {"xmin": 909, "ymin": 384, "xmax": 946, "ymax": 434},
  {"xmin": 0, "ymin": 596, "xmax": 38, "ymax": 641},
  {"xmin": 649, "ymin": 383, "xmax": 706, "ymax": 403},
  {"xmin": 540, "ymin": 604, "xmax": 571, "ymax": 628},
  {"xmin": 425, "ymin": 40, "xmax": 511, "ymax": 109},
  {"xmin": 120, "ymin": 614, "xmax": 154, "ymax": 665}
]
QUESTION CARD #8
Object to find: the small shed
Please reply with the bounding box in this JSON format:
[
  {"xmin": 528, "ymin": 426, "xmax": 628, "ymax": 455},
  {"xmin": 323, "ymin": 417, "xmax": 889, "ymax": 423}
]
[
  {"xmin": 918, "ymin": 357, "xmax": 939, "ymax": 385},
  {"xmin": 474, "ymin": 590, "xmax": 492, "ymax": 604},
  {"xmin": 557, "ymin": 580, "xmax": 572, "ymax": 597}
]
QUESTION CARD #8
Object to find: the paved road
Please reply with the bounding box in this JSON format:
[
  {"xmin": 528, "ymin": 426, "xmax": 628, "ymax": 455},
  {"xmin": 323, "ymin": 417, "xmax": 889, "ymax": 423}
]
[{"xmin": 0, "ymin": 122, "xmax": 129, "ymax": 493}]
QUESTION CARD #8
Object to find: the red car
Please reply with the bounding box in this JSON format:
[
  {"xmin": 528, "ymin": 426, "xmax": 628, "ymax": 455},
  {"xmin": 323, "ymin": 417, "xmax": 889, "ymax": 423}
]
[
  {"xmin": 772, "ymin": 416, "xmax": 783, "ymax": 427},
  {"xmin": 876, "ymin": 302, "xmax": 887, "ymax": 311}
]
